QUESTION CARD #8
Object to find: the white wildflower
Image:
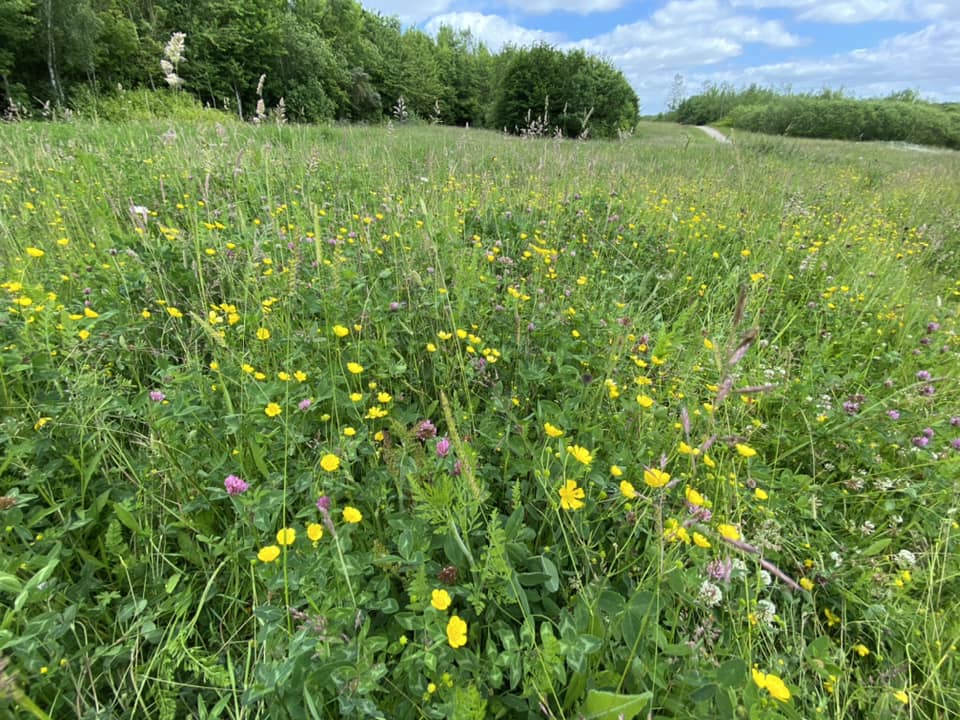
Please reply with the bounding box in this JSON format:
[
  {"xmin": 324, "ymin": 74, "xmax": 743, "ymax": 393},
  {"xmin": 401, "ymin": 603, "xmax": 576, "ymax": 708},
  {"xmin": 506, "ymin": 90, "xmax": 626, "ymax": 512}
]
[{"xmin": 698, "ymin": 580, "xmax": 723, "ymax": 607}]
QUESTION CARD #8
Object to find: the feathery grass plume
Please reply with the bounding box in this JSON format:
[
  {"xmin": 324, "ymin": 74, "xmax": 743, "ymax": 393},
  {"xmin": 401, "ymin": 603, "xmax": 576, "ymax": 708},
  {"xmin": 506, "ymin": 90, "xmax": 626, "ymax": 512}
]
[
  {"xmin": 161, "ymin": 32, "xmax": 186, "ymax": 89},
  {"xmin": 254, "ymin": 74, "xmax": 267, "ymax": 124},
  {"xmin": 392, "ymin": 96, "xmax": 408, "ymax": 123}
]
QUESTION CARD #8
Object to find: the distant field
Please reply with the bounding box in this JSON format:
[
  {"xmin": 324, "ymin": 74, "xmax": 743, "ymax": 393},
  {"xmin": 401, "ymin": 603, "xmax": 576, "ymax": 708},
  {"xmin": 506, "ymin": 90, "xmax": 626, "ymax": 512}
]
[{"xmin": 1, "ymin": 120, "xmax": 958, "ymax": 720}]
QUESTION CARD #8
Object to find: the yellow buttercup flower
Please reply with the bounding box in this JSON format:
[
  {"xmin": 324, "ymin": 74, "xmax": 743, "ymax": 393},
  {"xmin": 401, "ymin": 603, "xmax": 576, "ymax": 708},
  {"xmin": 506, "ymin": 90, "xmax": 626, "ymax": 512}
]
[
  {"xmin": 752, "ymin": 667, "xmax": 791, "ymax": 702},
  {"xmin": 342, "ymin": 506, "xmax": 362, "ymax": 523},
  {"xmin": 347, "ymin": 362, "xmax": 364, "ymax": 374},
  {"xmin": 333, "ymin": 324, "xmax": 350, "ymax": 337},
  {"xmin": 446, "ymin": 615, "xmax": 468, "ymax": 648},
  {"xmin": 307, "ymin": 523, "xmax": 323, "ymax": 542},
  {"xmin": 636, "ymin": 394, "xmax": 654, "ymax": 408},
  {"xmin": 276, "ymin": 528, "xmax": 296, "ymax": 546},
  {"xmin": 544, "ymin": 422, "xmax": 564, "ymax": 438},
  {"xmin": 566, "ymin": 445, "xmax": 593, "ymax": 465},
  {"xmin": 610, "ymin": 465, "xmax": 623, "ymax": 477},
  {"xmin": 256, "ymin": 327, "xmax": 270, "ymax": 340},
  {"xmin": 320, "ymin": 453, "xmax": 340, "ymax": 472},
  {"xmin": 717, "ymin": 523, "xmax": 741, "ymax": 541},
  {"xmin": 619, "ymin": 480, "xmax": 638, "ymax": 499},
  {"xmin": 264, "ymin": 402, "xmax": 282, "ymax": 417},
  {"xmin": 431, "ymin": 589, "xmax": 452, "ymax": 611},
  {"xmin": 257, "ymin": 545, "xmax": 280, "ymax": 563},
  {"xmin": 643, "ymin": 467, "xmax": 670, "ymax": 488},
  {"xmin": 558, "ymin": 480, "xmax": 586, "ymax": 510},
  {"xmin": 735, "ymin": 443, "xmax": 757, "ymax": 458}
]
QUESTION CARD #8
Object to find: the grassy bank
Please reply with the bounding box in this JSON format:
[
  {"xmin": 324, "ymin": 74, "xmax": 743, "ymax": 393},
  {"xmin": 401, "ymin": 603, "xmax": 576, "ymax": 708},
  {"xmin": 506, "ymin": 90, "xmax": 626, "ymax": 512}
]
[{"xmin": 1, "ymin": 121, "xmax": 958, "ymax": 719}]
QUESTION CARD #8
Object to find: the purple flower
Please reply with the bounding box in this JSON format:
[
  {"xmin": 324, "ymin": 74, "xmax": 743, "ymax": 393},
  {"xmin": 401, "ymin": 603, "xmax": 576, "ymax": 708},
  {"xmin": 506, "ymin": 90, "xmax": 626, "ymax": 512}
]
[
  {"xmin": 452, "ymin": 459, "xmax": 462, "ymax": 476},
  {"xmin": 436, "ymin": 436, "xmax": 451, "ymax": 458},
  {"xmin": 926, "ymin": 322, "xmax": 940, "ymax": 333},
  {"xmin": 842, "ymin": 401, "xmax": 860, "ymax": 415},
  {"xmin": 922, "ymin": 427, "xmax": 935, "ymax": 439},
  {"xmin": 316, "ymin": 495, "xmax": 331, "ymax": 512},
  {"xmin": 149, "ymin": 390, "xmax": 166, "ymax": 402},
  {"xmin": 951, "ymin": 438, "xmax": 960, "ymax": 450},
  {"xmin": 298, "ymin": 398, "xmax": 312, "ymax": 411},
  {"xmin": 224, "ymin": 474, "xmax": 249, "ymax": 496},
  {"xmin": 920, "ymin": 385, "xmax": 936, "ymax": 396},
  {"xmin": 950, "ymin": 416, "xmax": 960, "ymax": 427},
  {"xmin": 912, "ymin": 436, "xmax": 929, "ymax": 448},
  {"xmin": 415, "ymin": 420, "xmax": 437, "ymax": 440},
  {"xmin": 707, "ymin": 558, "xmax": 733, "ymax": 583},
  {"xmin": 917, "ymin": 370, "xmax": 932, "ymax": 381},
  {"xmin": 886, "ymin": 410, "xmax": 901, "ymax": 420}
]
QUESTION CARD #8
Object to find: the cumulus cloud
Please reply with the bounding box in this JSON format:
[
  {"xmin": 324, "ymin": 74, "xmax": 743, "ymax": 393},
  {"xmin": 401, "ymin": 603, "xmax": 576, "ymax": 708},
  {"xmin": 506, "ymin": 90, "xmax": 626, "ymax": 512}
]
[
  {"xmin": 359, "ymin": 0, "xmax": 455, "ymax": 24},
  {"xmin": 497, "ymin": 0, "xmax": 628, "ymax": 14},
  {"xmin": 728, "ymin": 0, "xmax": 960, "ymax": 22},
  {"xmin": 424, "ymin": 12, "xmax": 565, "ymax": 51}
]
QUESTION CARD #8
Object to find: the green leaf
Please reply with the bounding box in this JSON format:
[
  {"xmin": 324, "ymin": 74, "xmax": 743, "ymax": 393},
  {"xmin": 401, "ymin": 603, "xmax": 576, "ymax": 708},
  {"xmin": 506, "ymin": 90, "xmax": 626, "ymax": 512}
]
[
  {"xmin": 0, "ymin": 572, "xmax": 23, "ymax": 593},
  {"xmin": 581, "ymin": 690, "xmax": 652, "ymax": 720},
  {"xmin": 113, "ymin": 501, "xmax": 142, "ymax": 535}
]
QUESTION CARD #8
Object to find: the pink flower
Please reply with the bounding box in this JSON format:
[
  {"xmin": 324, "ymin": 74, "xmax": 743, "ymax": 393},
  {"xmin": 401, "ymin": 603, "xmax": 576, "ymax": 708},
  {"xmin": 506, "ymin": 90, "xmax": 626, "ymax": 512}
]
[
  {"xmin": 224, "ymin": 475, "xmax": 249, "ymax": 496},
  {"xmin": 436, "ymin": 436, "xmax": 451, "ymax": 458}
]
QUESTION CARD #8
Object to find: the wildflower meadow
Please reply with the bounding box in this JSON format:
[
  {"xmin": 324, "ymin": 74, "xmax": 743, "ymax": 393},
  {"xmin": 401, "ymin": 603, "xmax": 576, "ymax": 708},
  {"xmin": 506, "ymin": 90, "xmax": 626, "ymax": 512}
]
[{"xmin": 0, "ymin": 118, "xmax": 958, "ymax": 719}]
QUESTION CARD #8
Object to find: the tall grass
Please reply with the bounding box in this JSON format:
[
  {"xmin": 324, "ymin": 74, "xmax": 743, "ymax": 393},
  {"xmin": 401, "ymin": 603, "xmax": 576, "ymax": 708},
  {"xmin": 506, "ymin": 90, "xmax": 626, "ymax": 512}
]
[{"xmin": 0, "ymin": 121, "xmax": 958, "ymax": 719}]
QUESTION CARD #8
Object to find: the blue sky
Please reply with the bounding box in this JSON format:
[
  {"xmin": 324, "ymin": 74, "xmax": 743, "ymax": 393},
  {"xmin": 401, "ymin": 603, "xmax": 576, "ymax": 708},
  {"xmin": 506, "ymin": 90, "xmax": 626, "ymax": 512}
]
[{"xmin": 358, "ymin": 0, "xmax": 960, "ymax": 114}]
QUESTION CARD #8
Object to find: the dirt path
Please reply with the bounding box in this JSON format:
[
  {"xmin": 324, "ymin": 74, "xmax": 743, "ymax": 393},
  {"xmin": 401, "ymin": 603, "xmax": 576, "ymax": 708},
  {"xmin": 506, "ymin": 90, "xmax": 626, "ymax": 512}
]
[{"xmin": 697, "ymin": 126, "xmax": 731, "ymax": 143}]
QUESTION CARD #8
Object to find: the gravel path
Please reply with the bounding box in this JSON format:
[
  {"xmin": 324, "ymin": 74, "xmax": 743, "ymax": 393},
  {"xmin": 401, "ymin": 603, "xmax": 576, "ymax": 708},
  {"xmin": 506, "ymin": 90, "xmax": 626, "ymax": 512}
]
[{"xmin": 697, "ymin": 126, "xmax": 732, "ymax": 143}]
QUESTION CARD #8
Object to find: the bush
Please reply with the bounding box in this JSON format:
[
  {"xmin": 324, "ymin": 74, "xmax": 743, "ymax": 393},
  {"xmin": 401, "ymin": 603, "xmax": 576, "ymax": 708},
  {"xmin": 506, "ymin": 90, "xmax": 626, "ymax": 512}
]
[{"xmin": 69, "ymin": 87, "xmax": 234, "ymax": 123}]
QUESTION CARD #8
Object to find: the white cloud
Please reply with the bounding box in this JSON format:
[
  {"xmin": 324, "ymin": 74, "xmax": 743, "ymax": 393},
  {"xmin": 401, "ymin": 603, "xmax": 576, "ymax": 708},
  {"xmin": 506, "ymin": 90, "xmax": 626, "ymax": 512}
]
[
  {"xmin": 685, "ymin": 20, "xmax": 960, "ymax": 103},
  {"xmin": 729, "ymin": 0, "xmax": 960, "ymax": 22},
  {"xmin": 359, "ymin": 0, "xmax": 455, "ymax": 24},
  {"xmin": 424, "ymin": 12, "xmax": 565, "ymax": 51},
  {"xmin": 497, "ymin": 0, "xmax": 628, "ymax": 14}
]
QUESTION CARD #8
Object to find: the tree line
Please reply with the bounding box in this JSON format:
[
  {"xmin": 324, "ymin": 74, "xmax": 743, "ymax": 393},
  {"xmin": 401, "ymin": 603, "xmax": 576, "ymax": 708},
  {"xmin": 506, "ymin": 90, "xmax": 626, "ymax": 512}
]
[
  {"xmin": 665, "ymin": 83, "xmax": 960, "ymax": 149},
  {"xmin": 0, "ymin": 0, "xmax": 639, "ymax": 137}
]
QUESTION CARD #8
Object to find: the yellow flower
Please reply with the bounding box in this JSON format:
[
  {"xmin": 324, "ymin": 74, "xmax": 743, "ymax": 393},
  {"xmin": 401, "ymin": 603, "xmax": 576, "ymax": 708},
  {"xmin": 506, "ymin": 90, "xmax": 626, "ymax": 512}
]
[
  {"xmin": 685, "ymin": 486, "xmax": 706, "ymax": 507},
  {"xmin": 437, "ymin": 331, "xmax": 452, "ymax": 340},
  {"xmin": 307, "ymin": 523, "xmax": 323, "ymax": 542},
  {"xmin": 365, "ymin": 405, "xmax": 388, "ymax": 419},
  {"xmin": 343, "ymin": 506, "xmax": 362, "ymax": 523},
  {"xmin": 257, "ymin": 545, "xmax": 281, "ymax": 563},
  {"xmin": 636, "ymin": 394, "xmax": 654, "ymax": 408},
  {"xmin": 276, "ymin": 528, "xmax": 296, "ymax": 546},
  {"xmin": 265, "ymin": 402, "xmax": 282, "ymax": 417},
  {"xmin": 350, "ymin": 392, "xmax": 363, "ymax": 402},
  {"xmin": 754, "ymin": 487, "xmax": 769, "ymax": 501},
  {"xmin": 824, "ymin": 608, "xmax": 841, "ymax": 627},
  {"xmin": 610, "ymin": 465, "xmax": 623, "ymax": 477},
  {"xmin": 426, "ymin": 342, "xmax": 437, "ymax": 352},
  {"xmin": 377, "ymin": 391, "xmax": 392, "ymax": 403},
  {"xmin": 704, "ymin": 338, "xmax": 714, "ymax": 350},
  {"xmin": 544, "ymin": 422, "xmax": 564, "ymax": 438},
  {"xmin": 320, "ymin": 453, "xmax": 340, "ymax": 472},
  {"xmin": 83, "ymin": 307, "xmax": 99, "ymax": 319},
  {"xmin": 278, "ymin": 371, "xmax": 291, "ymax": 381},
  {"xmin": 663, "ymin": 518, "xmax": 691, "ymax": 544},
  {"xmin": 800, "ymin": 577, "xmax": 815, "ymax": 591},
  {"xmin": 619, "ymin": 480, "xmax": 637, "ymax": 499},
  {"xmin": 78, "ymin": 329, "xmax": 91, "ymax": 341},
  {"xmin": 643, "ymin": 467, "xmax": 670, "ymax": 488},
  {"xmin": 431, "ymin": 589, "xmax": 452, "ymax": 611},
  {"xmin": 347, "ymin": 362, "xmax": 364, "ymax": 374},
  {"xmin": 852, "ymin": 644, "xmax": 870, "ymax": 657},
  {"xmin": 735, "ymin": 443, "xmax": 757, "ymax": 458},
  {"xmin": 753, "ymin": 668, "xmax": 791, "ymax": 702},
  {"xmin": 446, "ymin": 615, "xmax": 468, "ymax": 648},
  {"xmin": 34, "ymin": 417, "xmax": 52, "ymax": 431},
  {"xmin": 566, "ymin": 445, "xmax": 593, "ymax": 465},
  {"xmin": 333, "ymin": 324, "xmax": 350, "ymax": 337},
  {"xmin": 294, "ymin": 370, "xmax": 308, "ymax": 382},
  {"xmin": 893, "ymin": 690, "xmax": 909, "ymax": 705},
  {"xmin": 693, "ymin": 532, "xmax": 711, "ymax": 548},
  {"xmin": 343, "ymin": 427, "xmax": 357, "ymax": 437},
  {"xmin": 26, "ymin": 247, "xmax": 45, "ymax": 258},
  {"xmin": 717, "ymin": 523, "xmax": 741, "ymax": 541},
  {"xmin": 558, "ymin": 480, "xmax": 586, "ymax": 510},
  {"xmin": 703, "ymin": 453, "xmax": 716, "ymax": 468},
  {"xmin": 256, "ymin": 327, "xmax": 270, "ymax": 341}
]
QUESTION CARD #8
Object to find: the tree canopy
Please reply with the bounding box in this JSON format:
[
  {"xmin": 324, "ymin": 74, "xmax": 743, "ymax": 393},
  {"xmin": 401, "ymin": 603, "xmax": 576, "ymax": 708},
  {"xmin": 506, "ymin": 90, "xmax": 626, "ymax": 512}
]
[{"xmin": 0, "ymin": 0, "xmax": 638, "ymax": 137}]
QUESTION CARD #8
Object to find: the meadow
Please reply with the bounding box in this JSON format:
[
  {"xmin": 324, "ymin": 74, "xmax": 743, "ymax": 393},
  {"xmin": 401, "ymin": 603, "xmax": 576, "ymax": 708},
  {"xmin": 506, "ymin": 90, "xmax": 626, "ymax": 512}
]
[{"xmin": 0, "ymin": 118, "xmax": 958, "ymax": 720}]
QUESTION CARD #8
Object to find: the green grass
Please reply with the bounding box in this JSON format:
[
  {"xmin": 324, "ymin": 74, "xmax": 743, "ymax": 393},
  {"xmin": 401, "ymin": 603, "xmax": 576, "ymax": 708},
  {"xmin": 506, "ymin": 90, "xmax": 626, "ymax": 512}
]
[{"xmin": 1, "ymin": 119, "xmax": 959, "ymax": 720}]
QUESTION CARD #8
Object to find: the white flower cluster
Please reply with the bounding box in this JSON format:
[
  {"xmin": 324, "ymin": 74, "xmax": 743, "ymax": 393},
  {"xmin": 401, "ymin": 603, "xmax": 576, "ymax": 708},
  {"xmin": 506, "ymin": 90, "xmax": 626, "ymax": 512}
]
[{"xmin": 161, "ymin": 32, "xmax": 186, "ymax": 89}]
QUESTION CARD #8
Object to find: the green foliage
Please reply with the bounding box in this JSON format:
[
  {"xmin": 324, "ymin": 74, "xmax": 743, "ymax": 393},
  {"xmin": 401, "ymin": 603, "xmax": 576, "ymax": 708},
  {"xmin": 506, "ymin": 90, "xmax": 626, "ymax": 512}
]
[
  {"xmin": 673, "ymin": 84, "xmax": 960, "ymax": 149},
  {"xmin": 0, "ymin": 120, "xmax": 959, "ymax": 720},
  {"xmin": 493, "ymin": 44, "xmax": 639, "ymax": 138}
]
